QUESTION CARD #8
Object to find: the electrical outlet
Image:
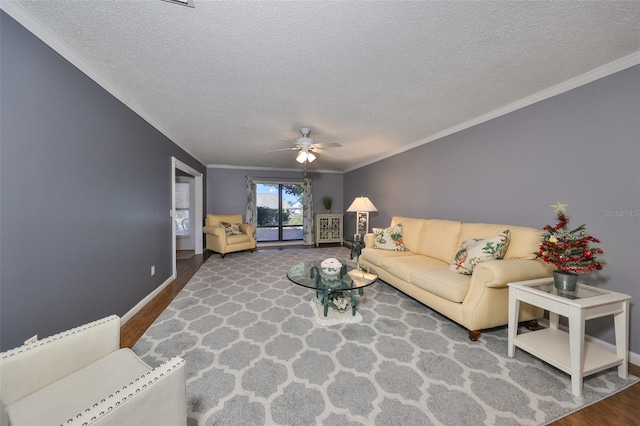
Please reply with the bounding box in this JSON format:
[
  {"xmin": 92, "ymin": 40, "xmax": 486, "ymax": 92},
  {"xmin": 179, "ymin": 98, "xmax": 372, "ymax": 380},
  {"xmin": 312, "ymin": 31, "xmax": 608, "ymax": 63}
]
[
  {"xmin": 151, "ymin": 265, "xmax": 156, "ymax": 276},
  {"xmin": 25, "ymin": 335, "xmax": 37, "ymax": 345}
]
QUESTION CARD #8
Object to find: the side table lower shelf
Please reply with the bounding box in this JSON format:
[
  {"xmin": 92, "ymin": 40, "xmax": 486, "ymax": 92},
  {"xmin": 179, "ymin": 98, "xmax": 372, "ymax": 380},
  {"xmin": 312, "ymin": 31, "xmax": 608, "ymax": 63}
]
[{"xmin": 514, "ymin": 328, "xmax": 624, "ymax": 377}]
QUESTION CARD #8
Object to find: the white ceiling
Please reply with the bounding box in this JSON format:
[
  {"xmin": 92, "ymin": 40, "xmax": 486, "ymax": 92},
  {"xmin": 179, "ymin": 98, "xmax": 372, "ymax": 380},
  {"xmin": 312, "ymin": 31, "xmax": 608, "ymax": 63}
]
[{"xmin": 4, "ymin": 0, "xmax": 640, "ymax": 172}]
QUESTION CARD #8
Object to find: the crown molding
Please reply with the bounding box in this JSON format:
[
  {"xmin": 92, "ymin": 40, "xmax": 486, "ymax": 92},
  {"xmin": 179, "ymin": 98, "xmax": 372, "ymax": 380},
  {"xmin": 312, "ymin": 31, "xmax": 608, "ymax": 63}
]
[
  {"xmin": 1, "ymin": 0, "xmax": 206, "ymax": 166},
  {"xmin": 207, "ymin": 164, "xmax": 343, "ymax": 174},
  {"xmin": 345, "ymin": 51, "xmax": 640, "ymax": 173}
]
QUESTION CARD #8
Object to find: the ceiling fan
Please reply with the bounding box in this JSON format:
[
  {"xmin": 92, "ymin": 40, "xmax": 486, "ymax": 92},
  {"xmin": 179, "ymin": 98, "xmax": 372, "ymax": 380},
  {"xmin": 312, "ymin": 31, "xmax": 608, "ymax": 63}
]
[{"xmin": 266, "ymin": 127, "xmax": 342, "ymax": 163}]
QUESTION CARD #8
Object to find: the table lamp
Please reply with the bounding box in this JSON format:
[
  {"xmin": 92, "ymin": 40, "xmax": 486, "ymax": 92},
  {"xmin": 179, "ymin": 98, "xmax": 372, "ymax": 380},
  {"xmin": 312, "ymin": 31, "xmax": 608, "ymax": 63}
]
[{"xmin": 347, "ymin": 196, "xmax": 377, "ymax": 238}]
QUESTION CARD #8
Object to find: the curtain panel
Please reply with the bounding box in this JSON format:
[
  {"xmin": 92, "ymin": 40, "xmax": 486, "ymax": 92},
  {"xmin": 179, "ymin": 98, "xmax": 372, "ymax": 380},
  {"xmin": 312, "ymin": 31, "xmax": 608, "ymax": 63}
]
[
  {"xmin": 303, "ymin": 178, "xmax": 314, "ymax": 245},
  {"xmin": 245, "ymin": 176, "xmax": 256, "ymax": 227}
]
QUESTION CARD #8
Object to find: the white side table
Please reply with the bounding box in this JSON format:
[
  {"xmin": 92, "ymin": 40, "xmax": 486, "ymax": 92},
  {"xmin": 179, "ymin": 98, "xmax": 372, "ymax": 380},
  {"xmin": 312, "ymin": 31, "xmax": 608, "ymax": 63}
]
[{"xmin": 508, "ymin": 278, "xmax": 630, "ymax": 397}]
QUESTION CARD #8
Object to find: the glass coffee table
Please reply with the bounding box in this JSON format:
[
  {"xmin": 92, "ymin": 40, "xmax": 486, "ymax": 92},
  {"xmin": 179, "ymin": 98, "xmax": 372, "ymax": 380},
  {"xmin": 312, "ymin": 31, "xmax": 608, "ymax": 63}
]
[{"xmin": 287, "ymin": 259, "xmax": 377, "ymax": 317}]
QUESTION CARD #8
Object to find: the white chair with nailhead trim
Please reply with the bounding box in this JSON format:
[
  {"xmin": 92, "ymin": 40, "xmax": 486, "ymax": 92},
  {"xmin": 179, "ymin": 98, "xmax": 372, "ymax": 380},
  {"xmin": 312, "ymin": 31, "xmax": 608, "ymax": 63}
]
[{"xmin": 0, "ymin": 315, "xmax": 186, "ymax": 425}]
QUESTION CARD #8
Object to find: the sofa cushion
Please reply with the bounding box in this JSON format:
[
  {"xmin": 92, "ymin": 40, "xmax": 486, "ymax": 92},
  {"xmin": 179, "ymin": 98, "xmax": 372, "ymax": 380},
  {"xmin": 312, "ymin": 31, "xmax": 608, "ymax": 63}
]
[
  {"xmin": 459, "ymin": 223, "xmax": 541, "ymax": 259},
  {"xmin": 220, "ymin": 221, "xmax": 242, "ymax": 235},
  {"xmin": 6, "ymin": 348, "xmax": 150, "ymax": 426},
  {"xmin": 373, "ymin": 224, "xmax": 407, "ymax": 251},
  {"xmin": 410, "ymin": 268, "xmax": 471, "ymax": 303},
  {"xmin": 390, "ymin": 217, "xmax": 425, "ymax": 253},
  {"xmin": 226, "ymin": 233, "xmax": 251, "ymax": 244},
  {"xmin": 380, "ymin": 255, "xmax": 448, "ymax": 282},
  {"xmin": 360, "ymin": 247, "xmax": 413, "ymax": 267},
  {"xmin": 449, "ymin": 230, "xmax": 511, "ymax": 275},
  {"xmin": 416, "ymin": 219, "xmax": 463, "ymax": 263}
]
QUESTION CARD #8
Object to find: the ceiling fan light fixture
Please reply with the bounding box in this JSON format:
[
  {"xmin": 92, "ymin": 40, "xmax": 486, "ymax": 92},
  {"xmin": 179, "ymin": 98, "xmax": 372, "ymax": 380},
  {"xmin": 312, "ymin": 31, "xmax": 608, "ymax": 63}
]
[
  {"xmin": 266, "ymin": 127, "xmax": 338, "ymax": 164},
  {"xmin": 295, "ymin": 150, "xmax": 316, "ymax": 164}
]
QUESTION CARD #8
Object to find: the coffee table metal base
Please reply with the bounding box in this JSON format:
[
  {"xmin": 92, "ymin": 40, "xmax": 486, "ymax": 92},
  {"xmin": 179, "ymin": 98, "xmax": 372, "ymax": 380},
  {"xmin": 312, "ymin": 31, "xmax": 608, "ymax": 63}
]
[{"xmin": 317, "ymin": 286, "xmax": 364, "ymax": 317}]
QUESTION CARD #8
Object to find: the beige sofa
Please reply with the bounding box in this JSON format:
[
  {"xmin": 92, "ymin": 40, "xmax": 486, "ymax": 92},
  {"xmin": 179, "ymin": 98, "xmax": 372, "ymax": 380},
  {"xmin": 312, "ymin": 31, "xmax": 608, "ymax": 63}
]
[
  {"xmin": 359, "ymin": 217, "xmax": 554, "ymax": 340},
  {"xmin": 203, "ymin": 213, "xmax": 257, "ymax": 258}
]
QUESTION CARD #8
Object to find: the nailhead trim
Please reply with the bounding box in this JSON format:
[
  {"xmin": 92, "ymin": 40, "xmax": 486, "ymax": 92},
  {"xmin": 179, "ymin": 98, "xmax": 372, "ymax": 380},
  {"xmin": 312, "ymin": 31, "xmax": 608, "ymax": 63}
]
[
  {"xmin": 1, "ymin": 316, "xmax": 119, "ymax": 359},
  {"xmin": 60, "ymin": 357, "xmax": 185, "ymax": 425}
]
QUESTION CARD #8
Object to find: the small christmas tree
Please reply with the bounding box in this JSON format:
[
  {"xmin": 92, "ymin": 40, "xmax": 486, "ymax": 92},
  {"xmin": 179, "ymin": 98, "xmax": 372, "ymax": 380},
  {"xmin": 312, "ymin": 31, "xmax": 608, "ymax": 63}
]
[{"xmin": 537, "ymin": 202, "xmax": 604, "ymax": 274}]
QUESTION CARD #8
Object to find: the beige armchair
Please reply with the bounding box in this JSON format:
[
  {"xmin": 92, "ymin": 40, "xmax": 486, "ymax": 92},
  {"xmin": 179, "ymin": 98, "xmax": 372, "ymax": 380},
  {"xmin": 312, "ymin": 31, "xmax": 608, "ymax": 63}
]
[
  {"xmin": 0, "ymin": 315, "xmax": 186, "ymax": 425},
  {"xmin": 203, "ymin": 213, "xmax": 256, "ymax": 258}
]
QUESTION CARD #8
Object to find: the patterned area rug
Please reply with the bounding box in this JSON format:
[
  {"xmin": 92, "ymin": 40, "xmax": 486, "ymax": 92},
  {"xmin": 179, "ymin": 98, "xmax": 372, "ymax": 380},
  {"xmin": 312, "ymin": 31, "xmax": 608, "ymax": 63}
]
[
  {"xmin": 133, "ymin": 247, "xmax": 638, "ymax": 425},
  {"xmin": 309, "ymin": 299, "xmax": 363, "ymax": 326}
]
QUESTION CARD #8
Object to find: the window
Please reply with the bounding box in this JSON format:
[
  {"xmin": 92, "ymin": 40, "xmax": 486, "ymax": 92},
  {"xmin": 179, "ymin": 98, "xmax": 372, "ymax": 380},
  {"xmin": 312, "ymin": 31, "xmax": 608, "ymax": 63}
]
[
  {"xmin": 175, "ymin": 182, "xmax": 190, "ymax": 235},
  {"xmin": 256, "ymin": 182, "xmax": 304, "ymax": 242}
]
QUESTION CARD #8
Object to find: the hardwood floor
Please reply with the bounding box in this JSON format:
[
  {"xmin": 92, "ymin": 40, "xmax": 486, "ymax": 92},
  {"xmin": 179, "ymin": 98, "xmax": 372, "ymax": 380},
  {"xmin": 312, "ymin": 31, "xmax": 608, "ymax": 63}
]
[
  {"xmin": 120, "ymin": 249, "xmax": 212, "ymax": 348},
  {"xmin": 551, "ymin": 363, "xmax": 640, "ymax": 426},
  {"xmin": 120, "ymin": 246, "xmax": 639, "ymax": 425}
]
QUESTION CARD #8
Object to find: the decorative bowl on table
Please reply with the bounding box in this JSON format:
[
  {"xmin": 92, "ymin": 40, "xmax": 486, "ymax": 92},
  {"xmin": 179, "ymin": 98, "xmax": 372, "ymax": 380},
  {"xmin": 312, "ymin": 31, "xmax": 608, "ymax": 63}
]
[{"xmin": 321, "ymin": 258, "xmax": 342, "ymax": 277}]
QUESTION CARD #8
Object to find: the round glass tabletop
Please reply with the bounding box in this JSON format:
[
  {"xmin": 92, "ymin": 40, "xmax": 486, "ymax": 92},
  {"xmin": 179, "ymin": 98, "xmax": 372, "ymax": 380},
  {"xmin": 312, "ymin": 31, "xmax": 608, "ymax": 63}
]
[{"xmin": 286, "ymin": 259, "xmax": 377, "ymax": 291}]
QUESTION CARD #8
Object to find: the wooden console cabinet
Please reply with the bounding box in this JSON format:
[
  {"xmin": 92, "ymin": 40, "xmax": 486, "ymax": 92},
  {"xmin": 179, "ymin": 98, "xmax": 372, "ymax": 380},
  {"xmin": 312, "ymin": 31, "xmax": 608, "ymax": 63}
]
[{"xmin": 315, "ymin": 214, "xmax": 343, "ymax": 247}]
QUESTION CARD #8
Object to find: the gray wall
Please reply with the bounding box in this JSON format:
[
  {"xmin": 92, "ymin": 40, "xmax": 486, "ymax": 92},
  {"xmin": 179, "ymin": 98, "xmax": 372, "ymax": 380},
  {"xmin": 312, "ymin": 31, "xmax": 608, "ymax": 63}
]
[
  {"xmin": 345, "ymin": 65, "xmax": 640, "ymax": 354},
  {"xmin": 206, "ymin": 167, "xmax": 343, "ymax": 217},
  {"xmin": 0, "ymin": 12, "xmax": 206, "ymax": 350}
]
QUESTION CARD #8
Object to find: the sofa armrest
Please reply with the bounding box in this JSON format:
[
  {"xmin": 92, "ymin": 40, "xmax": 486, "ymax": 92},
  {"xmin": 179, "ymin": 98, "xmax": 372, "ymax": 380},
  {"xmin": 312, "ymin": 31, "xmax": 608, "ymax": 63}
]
[
  {"xmin": 202, "ymin": 226, "xmax": 225, "ymax": 237},
  {"xmin": 239, "ymin": 223, "xmax": 256, "ymax": 235},
  {"xmin": 65, "ymin": 357, "xmax": 187, "ymax": 426},
  {"xmin": 472, "ymin": 259, "xmax": 554, "ymax": 289},
  {"xmin": 0, "ymin": 315, "xmax": 120, "ymax": 405},
  {"xmin": 363, "ymin": 233, "xmax": 375, "ymax": 248}
]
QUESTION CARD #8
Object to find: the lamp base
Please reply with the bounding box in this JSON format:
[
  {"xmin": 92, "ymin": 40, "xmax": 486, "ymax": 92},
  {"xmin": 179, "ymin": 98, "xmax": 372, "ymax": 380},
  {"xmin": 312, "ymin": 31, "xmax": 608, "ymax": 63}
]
[{"xmin": 356, "ymin": 211, "xmax": 369, "ymax": 236}]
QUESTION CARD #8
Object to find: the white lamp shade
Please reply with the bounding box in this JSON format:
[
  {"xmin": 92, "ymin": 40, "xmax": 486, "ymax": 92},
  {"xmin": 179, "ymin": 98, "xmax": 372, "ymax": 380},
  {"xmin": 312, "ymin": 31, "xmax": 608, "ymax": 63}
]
[{"xmin": 347, "ymin": 196, "xmax": 377, "ymax": 212}]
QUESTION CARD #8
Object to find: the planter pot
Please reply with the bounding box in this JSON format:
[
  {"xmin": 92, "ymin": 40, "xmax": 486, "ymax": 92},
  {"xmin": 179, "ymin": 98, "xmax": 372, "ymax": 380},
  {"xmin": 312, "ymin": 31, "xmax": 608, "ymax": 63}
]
[{"xmin": 554, "ymin": 270, "xmax": 578, "ymax": 291}]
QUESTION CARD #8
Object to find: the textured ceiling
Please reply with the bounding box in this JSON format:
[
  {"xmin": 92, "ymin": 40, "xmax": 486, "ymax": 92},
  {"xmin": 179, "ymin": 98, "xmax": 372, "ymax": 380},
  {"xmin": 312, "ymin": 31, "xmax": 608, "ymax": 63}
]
[{"xmin": 5, "ymin": 1, "xmax": 640, "ymax": 172}]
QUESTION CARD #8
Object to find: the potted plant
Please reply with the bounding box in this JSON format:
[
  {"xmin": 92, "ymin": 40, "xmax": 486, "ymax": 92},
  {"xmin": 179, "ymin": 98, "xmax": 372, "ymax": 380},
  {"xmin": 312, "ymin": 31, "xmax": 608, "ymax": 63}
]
[
  {"xmin": 537, "ymin": 202, "xmax": 604, "ymax": 291},
  {"xmin": 322, "ymin": 195, "xmax": 333, "ymax": 213}
]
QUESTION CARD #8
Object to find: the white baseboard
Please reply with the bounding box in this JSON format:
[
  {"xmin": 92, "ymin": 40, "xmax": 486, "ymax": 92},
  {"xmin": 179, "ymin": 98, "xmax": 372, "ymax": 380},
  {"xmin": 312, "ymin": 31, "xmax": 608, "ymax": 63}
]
[
  {"xmin": 121, "ymin": 274, "xmax": 177, "ymax": 325},
  {"xmin": 537, "ymin": 318, "xmax": 640, "ymax": 367}
]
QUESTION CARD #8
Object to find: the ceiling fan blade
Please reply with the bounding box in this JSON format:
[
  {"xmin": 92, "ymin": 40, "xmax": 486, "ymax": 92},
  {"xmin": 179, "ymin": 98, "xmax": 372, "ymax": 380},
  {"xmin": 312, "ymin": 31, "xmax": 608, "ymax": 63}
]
[
  {"xmin": 312, "ymin": 142, "xmax": 342, "ymax": 148},
  {"xmin": 264, "ymin": 147, "xmax": 299, "ymax": 153}
]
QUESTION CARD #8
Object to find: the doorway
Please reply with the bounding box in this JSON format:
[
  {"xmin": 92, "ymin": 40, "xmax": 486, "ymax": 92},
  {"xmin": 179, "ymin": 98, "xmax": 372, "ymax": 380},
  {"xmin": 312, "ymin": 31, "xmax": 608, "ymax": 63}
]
[
  {"xmin": 171, "ymin": 158, "xmax": 203, "ymax": 277},
  {"xmin": 175, "ymin": 173, "xmax": 195, "ymax": 257}
]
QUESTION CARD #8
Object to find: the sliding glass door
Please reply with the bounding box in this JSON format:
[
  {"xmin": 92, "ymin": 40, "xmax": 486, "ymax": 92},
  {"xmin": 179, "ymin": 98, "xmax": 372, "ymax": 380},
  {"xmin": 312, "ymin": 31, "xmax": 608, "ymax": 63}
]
[{"xmin": 256, "ymin": 183, "xmax": 304, "ymax": 242}]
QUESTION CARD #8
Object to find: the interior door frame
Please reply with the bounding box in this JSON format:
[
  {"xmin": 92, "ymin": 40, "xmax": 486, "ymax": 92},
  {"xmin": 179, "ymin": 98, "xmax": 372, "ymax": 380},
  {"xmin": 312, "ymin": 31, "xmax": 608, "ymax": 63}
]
[{"xmin": 171, "ymin": 157, "xmax": 203, "ymax": 276}]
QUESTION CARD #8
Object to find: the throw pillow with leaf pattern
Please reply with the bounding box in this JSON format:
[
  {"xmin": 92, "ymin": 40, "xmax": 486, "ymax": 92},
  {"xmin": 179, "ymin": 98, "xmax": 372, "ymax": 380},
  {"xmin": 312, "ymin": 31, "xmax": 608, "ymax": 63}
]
[
  {"xmin": 220, "ymin": 221, "xmax": 242, "ymax": 235},
  {"xmin": 373, "ymin": 224, "xmax": 407, "ymax": 251},
  {"xmin": 449, "ymin": 230, "xmax": 511, "ymax": 275}
]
